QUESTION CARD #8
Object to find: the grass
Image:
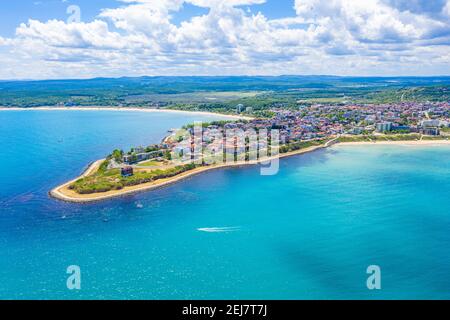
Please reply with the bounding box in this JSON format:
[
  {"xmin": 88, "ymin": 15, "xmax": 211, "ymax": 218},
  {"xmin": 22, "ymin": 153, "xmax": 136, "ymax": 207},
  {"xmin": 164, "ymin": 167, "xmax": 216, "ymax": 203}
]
[
  {"xmin": 125, "ymin": 91, "xmax": 261, "ymax": 104},
  {"xmin": 70, "ymin": 162, "xmax": 198, "ymax": 194},
  {"xmin": 280, "ymin": 139, "xmax": 328, "ymax": 153},
  {"xmin": 338, "ymin": 134, "xmax": 422, "ymax": 143},
  {"xmin": 138, "ymin": 160, "xmax": 163, "ymax": 167},
  {"xmin": 422, "ymin": 135, "xmax": 449, "ymax": 140}
]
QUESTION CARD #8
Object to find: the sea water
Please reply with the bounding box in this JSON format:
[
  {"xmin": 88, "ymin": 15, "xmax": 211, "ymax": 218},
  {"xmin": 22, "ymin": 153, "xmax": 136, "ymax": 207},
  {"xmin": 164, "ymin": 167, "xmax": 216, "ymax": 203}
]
[{"xmin": 1, "ymin": 110, "xmax": 450, "ymax": 299}]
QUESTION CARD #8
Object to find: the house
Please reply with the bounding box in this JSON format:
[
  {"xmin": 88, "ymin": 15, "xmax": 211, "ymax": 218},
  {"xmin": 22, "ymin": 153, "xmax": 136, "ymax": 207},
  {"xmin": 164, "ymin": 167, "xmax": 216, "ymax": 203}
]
[{"xmin": 121, "ymin": 166, "xmax": 134, "ymax": 177}]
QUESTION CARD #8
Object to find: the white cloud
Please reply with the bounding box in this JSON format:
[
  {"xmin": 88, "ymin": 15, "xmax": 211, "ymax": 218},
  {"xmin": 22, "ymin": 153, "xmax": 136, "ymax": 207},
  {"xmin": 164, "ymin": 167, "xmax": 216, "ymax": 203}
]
[
  {"xmin": 444, "ymin": 0, "xmax": 450, "ymax": 16},
  {"xmin": 293, "ymin": 0, "xmax": 446, "ymax": 43},
  {"xmin": 16, "ymin": 19, "xmax": 126, "ymax": 49},
  {"xmin": 190, "ymin": 0, "xmax": 266, "ymax": 7},
  {"xmin": 0, "ymin": 0, "xmax": 449, "ymax": 79}
]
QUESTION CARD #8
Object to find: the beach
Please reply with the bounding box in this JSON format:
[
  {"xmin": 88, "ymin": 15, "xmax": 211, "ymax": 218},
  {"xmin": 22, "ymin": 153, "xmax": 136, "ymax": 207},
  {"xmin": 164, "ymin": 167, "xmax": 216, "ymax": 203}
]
[
  {"xmin": 50, "ymin": 137, "xmax": 450, "ymax": 203},
  {"xmin": 50, "ymin": 143, "xmax": 328, "ymax": 203},
  {"xmin": 0, "ymin": 106, "xmax": 253, "ymax": 120},
  {"xmin": 335, "ymin": 140, "xmax": 450, "ymax": 146}
]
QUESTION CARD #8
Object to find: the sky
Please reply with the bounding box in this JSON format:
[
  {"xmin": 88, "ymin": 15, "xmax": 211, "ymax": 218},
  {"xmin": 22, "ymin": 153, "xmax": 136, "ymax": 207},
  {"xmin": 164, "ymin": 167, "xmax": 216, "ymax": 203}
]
[{"xmin": 0, "ymin": 0, "xmax": 449, "ymax": 79}]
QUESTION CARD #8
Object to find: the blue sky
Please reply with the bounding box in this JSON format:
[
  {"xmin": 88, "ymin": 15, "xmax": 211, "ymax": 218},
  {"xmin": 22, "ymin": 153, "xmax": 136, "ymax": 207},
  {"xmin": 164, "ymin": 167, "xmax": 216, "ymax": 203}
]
[
  {"xmin": 0, "ymin": 0, "xmax": 449, "ymax": 79},
  {"xmin": 0, "ymin": 1, "xmax": 112, "ymax": 37},
  {"xmin": 0, "ymin": 0, "xmax": 297, "ymax": 36}
]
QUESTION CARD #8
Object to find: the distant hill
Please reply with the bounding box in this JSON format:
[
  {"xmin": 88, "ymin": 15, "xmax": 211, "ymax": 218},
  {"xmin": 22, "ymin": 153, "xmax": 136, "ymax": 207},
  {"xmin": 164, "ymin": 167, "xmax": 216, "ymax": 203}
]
[{"xmin": 0, "ymin": 76, "xmax": 449, "ymax": 109}]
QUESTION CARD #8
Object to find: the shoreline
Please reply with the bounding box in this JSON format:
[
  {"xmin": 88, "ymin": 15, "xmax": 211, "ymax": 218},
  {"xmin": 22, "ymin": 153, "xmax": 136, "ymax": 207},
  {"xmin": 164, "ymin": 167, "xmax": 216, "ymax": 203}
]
[
  {"xmin": 0, "ymin": 106, "xmax": 253, "ymax": 120},
  {"xmin": 50, "ymin": 143, "xmax": 329, "ymax": 203},
  {"xmin": 50, "ymin": 138, "xmax": 450, "ymax": 203},
  {"xmin": 335, "ymin": 140, "xmax": 450, "ymax": 146}
]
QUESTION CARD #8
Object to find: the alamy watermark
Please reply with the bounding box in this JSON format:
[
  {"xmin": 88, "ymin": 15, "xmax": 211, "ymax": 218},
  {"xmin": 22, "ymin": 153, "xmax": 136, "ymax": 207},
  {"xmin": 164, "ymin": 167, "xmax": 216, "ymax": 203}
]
[
  {"xmin": 366, "ymin": 265, "xmax": 381, "ymax": 290},
  {"xmin": 67, "ymin": 5, "xmax": 81, "ymax": 23},
  {"xmin": 66, "ymin": 265, "xmax": 81, "ymax": 290},
  {"xmin": 169, "ymin": 122, "xmax": 280, "ymax": 175}
]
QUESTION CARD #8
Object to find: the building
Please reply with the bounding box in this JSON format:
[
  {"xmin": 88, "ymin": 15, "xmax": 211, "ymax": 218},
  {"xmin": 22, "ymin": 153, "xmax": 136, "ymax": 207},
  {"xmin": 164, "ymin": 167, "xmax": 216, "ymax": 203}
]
[
  {"xmin": 133, "ymin": 146, "xmax": 145, "ymax": 154},
  {"xmin": 364, "ymin": 115, "xmax": 376, "ymax": 124},
  {"xmin": 421, "ymin": 119, "xmax": 441, "ymax": 127},
  {"xmin": 376, "ymin": 122, "xmax": 393, "ymax": 132},
  {"xmin": 123, "ymin": 151, "xmax": 163, "ymax": 164},
  {"xmin": 349, "ymin": 127, "xmax": 364, "ymax": 135},
  {"xmin": 121, "ymin": 166, "xmax": 134, "ymax": 177},
  {"xmin": 422, "ymin": 127, "xmax": 440, "ymax": 136},
  {"xmin": 392, "ymin": 125, "xmax": 411, "ymax": 133},
  {"xmin": 123, "ymin": 154, "xmax": 135, "ymax": 164}
]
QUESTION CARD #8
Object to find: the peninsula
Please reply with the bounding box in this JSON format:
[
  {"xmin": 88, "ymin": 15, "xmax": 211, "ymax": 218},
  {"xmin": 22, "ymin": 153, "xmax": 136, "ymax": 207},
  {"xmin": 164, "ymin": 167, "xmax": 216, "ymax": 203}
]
[{"xmin": 50, "ymin": 102, "xmax": 450, "ymax": 203}]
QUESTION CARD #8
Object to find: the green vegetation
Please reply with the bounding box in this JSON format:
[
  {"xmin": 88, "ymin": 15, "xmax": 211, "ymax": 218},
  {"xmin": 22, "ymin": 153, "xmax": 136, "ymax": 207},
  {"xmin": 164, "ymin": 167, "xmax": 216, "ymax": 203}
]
[
  {"xmin": 365, "ymin": 86, "xmax": 450, "ymax": 103},
  {"xmin": 1, "ymin": 76, "xmax": 449, "ymax": 114},
  {"xmin": 98, "ymin": 160, "xmax": 110, "ymax": 173},
  {"xmin": 144, "ymin": 145, "xmax": 162, "ymax": 153},
  {"xmin": 138, "ymin": 160, "xmax": 162, "ymax": 167},
  {"xmin": 71, "ymin": 137, "xmax": 331, "ymax": 195},
  {"xmin": 279, "ymin": 139, "xmax": 328, "ymax": 153},
  {"xmin": 111, "ymin": 149, "xmax": 124, "ymax": 163},
  {"xmin": 337, "ymin": 134, "xmax": 422, "ymax": 143},
  {"xmin": 70, "ymin": 163, "xmax": 198, "ymax": 194},
  {"xmin": 182, "ymin": 120, "xmax": 238, "ymax": 129},
  {"xmin": 422, "ymin": 136, "xmax": 449, "ymax": 140}
]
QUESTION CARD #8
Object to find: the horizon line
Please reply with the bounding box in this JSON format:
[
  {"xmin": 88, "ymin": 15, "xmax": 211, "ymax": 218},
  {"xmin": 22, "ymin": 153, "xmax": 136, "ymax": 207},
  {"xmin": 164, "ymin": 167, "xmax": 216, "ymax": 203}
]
[{"xmin": 2, "ymin": 74, "xmax": 450, "ymax": 82}]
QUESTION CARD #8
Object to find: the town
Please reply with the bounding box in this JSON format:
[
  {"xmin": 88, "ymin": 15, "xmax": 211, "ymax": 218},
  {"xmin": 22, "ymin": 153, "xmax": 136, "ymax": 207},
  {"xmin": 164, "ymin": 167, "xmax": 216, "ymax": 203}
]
[
  {"xmin": 65, "ymin": 101, "xmax": 450, "ymax": 195},
  {"xmin": 116, "ymin": 101, "xmax": 450, "ymax": 173}
]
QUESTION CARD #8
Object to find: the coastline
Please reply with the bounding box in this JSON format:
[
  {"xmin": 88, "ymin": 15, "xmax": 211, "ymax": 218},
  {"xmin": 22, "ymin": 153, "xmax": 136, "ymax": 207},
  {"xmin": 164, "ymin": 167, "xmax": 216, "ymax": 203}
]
[
  {"xmin": 50, "ymin": 138, "xmax": 450, "ymax": 203},
  {"xmin": 0, "ymin": 106, "xmax": 253, "ymax": 120},
  {"xmin": 50, "ymin": 143, "xmax": 329, "ymax": 203},
  {"xmin": 335, "ymin": 140, "xmax": 450, "ymax": 146}
]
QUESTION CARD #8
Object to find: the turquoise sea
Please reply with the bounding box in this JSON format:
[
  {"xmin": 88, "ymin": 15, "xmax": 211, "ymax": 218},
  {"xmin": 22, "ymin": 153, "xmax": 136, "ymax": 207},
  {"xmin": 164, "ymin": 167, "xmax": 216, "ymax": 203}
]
[{"xmin": 1, "ymin": 110, "xmax": 450, "ymax": 300}]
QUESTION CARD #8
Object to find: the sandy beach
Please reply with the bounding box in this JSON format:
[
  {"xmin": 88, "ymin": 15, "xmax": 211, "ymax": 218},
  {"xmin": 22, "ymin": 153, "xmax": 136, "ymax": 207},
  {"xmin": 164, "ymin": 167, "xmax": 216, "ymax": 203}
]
[
  {"xmin": 50, "ymin": 137, "xmax": 450, "ymax": 203},
  {"xmin": 50, "ymin": 143, "xmax": 329, "ymax": 203},
  {"xmin": 335, "ymin": 140, "xmax": 450, "ymax": 147},
  {"xmin": 0, "ymin": 106, "xmax": 253, "ymax": 120}
]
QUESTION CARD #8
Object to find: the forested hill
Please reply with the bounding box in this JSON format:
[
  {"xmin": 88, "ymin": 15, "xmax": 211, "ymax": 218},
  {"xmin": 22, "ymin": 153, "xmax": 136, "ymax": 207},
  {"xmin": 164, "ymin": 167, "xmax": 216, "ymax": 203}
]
[{"xmin": 0, "ymin": 76, "xmax": 449, "ymax": 111}]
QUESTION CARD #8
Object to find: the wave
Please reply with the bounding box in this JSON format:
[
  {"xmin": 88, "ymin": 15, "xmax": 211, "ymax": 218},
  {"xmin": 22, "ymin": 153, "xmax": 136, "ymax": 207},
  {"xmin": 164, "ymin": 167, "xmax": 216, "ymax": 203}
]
[{"xmin": 197, "ymin": 226, "xmax": 241, "ymax": 233}]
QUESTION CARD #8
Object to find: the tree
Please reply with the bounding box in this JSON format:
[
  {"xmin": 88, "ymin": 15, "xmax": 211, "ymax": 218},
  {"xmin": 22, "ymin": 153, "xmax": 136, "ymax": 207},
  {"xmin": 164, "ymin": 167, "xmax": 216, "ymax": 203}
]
[{"xmin": 112, "ymin": 149, "xmax": 124, "ymax": 163}]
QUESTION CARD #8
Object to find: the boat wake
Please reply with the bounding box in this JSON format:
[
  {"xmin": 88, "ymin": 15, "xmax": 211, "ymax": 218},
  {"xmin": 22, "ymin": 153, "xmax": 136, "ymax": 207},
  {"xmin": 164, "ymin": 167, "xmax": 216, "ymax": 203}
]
[
  {"xmin": 135, "ymin": 202, "xmax": 144, "ymax": 208},
  {"xmin": 197, "ymin": 227, "xmax": 241, "ymax": 233}
]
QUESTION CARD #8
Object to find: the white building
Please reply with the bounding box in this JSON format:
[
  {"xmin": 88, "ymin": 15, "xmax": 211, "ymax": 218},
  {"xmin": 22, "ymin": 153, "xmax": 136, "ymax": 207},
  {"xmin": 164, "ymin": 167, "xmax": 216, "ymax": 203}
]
[
  {"xmin": 376, "ymin": 122, "xmax": 392, "ymax": 132},
  {"xmin": 421, "ymin": 119, "xmax": 442, "ymax": 127}
]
